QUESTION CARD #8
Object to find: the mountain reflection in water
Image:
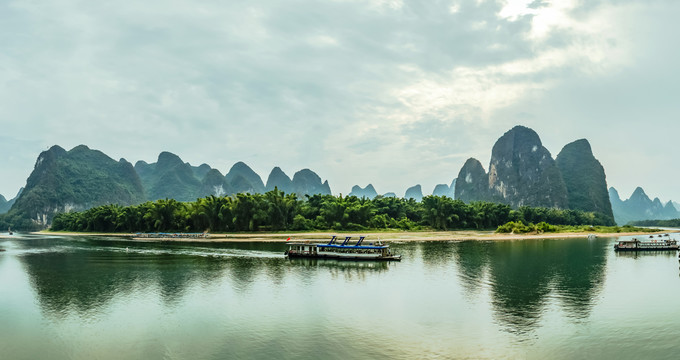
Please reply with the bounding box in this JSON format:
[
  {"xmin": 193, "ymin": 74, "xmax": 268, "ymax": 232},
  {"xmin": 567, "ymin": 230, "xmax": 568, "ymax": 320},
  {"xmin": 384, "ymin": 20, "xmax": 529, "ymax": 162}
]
[
  {"xmin": 8, "ymin": 234, "xmax": 680, "ymax": 359},
  {"xmin": 18, "ymin": 237, "xmax": 608, "ymax": 332}
]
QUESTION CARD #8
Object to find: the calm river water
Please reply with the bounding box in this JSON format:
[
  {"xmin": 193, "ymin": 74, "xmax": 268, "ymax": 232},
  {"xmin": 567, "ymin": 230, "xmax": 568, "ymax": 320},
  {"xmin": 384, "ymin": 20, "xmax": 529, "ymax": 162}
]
[{"xmin": 1, "ymin": 233, "xmax": 679, "ymax": 359}]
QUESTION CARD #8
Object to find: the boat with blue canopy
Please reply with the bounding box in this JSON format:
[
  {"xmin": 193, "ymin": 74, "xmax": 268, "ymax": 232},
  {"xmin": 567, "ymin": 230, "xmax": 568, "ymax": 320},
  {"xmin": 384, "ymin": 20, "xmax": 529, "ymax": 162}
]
[
  {"xmin": 285, "ymin": 236, "xmax": 401, "ymax": 261},
  {"xmin": 614, "ymin": 234, "xmax": 678, "ymax": 251}
]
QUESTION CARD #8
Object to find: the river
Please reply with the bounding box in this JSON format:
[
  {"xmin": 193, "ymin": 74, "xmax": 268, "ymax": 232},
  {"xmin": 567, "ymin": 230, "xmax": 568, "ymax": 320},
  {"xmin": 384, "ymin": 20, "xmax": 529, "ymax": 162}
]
[{"xmin": 1, "ymin": 233, "xmax": 679, "ymax": 359}]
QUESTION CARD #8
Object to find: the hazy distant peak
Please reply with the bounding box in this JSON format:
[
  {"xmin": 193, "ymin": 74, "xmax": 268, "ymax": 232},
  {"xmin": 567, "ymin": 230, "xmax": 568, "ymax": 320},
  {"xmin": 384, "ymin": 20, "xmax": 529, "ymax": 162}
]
[
  {"xmin": 48, "ymin": 144, "xmax": 66, "ymax": 151},
  {"xmin": 631, "ymin": 187, "xmax": 648, "ymax": 199},
  {"xmin": 196, "ymin": 163, "xmax": 211, "ymax": 171},
  {"xmin": 432, "ymin": 184, "xmax": 452, "ymax": 197},
  {"xmin": 69, "ymin": 144, "xmax": 91, "ymax": 152},
  {"xmin": 293, "ymin": 168, "xmax": 319, "ymax": 179},
  {"xmin": 268, "ymin": 167, "xmax": 290, "ymax": 178},
  {"xmin": 157, "ymin": 151, "xmax": 183, "ymax": 165},
  {"xmin": 47, "ymin": 145, "xmax": 67, "ymax": 156},
  {"xmin": 265, "ymin": 167, "xmax": 292, "ymax": 193},
  {"xmin": 204, "ymin": 168, "xmax": 224, "ymax": 177},
  {"xmin": 405, "ymin": 184, "xmax": 423, "ymax": 201},
  {"xmin": 270, "ymin": 166, "xmax": 286, "ymax": 175},
  {"xmin": 492, "ymin": 125, "xmax": 544, "ymax": 156},
  {"xmin": 228, "ymin": 161, "xmax": 252, "ymax": 172},
  {"xmin": 226, "ymin": 161, "xmax": 265, "ymax": 194},
  {"xmin": 665, "ymin": 201, "xmax": 677, "ymax": 211},
  {"xmin": 565, "ymin": 138, "xmax": 592, "ymax": 151},
  {"xmin": 461, "ymin": 158, "xmax": 486, "ymax": 175},
  {"xmin": 609, "ymin": 187, "xmax": 622, "ymax": 202},
  {"xmin": 349, "ymin": 184, "xmax": 378, "ymax": 199}
]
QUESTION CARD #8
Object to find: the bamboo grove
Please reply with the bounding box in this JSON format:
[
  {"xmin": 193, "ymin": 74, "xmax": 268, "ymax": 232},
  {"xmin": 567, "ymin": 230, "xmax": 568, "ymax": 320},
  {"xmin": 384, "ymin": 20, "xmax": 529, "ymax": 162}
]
[{"xmin": 50, "ymin": 188, "xmax": 615, "ymax": 233}]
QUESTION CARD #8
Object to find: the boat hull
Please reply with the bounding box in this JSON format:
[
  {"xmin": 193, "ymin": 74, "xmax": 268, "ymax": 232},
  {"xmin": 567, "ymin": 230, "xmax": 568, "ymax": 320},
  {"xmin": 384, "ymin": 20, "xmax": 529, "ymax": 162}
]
[
  {"xmin": 614, "ymin": 246, "xmax": 679, "ymax": 251},
  {"xmin": 286, "ymin": 252, "xmax": 401, "ymax": 261}
]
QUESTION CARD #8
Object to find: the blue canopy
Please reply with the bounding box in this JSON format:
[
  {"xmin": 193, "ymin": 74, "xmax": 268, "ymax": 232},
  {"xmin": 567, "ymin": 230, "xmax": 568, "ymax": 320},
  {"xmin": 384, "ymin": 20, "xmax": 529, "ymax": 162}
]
[{"xmin": 317, "ymin": 244, "xmax": 387, "ymax": 250}]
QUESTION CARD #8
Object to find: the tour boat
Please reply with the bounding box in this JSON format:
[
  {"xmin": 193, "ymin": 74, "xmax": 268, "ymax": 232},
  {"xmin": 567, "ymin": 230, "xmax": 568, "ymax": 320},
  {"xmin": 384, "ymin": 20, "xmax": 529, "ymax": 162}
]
[
  {"xmin": 285, "ymin": 236, "xmax": 401, "ymax": 261},
  {"xmin": 614, "ymin": 234, "xmax": 678, "ymax": 251}
]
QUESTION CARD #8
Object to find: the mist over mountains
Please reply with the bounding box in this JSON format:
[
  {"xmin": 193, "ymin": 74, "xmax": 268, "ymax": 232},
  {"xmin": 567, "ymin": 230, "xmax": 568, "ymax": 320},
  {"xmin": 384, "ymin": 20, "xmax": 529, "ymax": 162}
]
[
  {"xmin": 1, "ymin": 125, "xmax": 677, "ymax": 227},
  {"xmin": 609, "ymin": 187, "xmax": 680, "ymax": 225},
  {"xmin": 0, "ymin": 189, "xmax": 21, "ymax": 214}
]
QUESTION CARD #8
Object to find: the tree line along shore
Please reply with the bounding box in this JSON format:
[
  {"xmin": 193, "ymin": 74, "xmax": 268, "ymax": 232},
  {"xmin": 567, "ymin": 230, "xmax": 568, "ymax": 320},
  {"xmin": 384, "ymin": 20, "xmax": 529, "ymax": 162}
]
[{"xmin": 46, "ymin": 189, "xmax": 650, "ymax": 235}]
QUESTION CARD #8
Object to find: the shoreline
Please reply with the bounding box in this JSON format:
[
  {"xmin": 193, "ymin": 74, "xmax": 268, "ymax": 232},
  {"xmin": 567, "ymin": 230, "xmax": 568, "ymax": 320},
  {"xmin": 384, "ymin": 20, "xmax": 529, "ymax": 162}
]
[{"xmin": 22, "ymin": 229, "xmax": 679, "ymax": 242}]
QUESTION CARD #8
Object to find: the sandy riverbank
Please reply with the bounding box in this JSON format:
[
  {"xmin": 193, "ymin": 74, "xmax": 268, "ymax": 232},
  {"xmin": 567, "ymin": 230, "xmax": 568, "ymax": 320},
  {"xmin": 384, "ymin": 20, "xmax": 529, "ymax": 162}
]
[{"xmin": 25, "ymin": 229, "xmax": 679, "ymax": 242}]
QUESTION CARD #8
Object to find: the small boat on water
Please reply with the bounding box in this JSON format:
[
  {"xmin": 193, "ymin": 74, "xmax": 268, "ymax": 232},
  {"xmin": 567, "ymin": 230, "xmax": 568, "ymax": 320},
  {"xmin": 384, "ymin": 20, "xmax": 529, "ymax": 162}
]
[
  {"xmin": 8, "ymin": 227, "xmax": 13, "ymax": 235},
  {"xmin": 285, "ymin": 236, "xmax": 401, "ymax": 261},
  {"xmin": 614, "ymin": 234, "xmax": 678, "ymax": 251},
  {"xmin": 133, "ymin": 232, "xmax": 209, "ymax": 240}
]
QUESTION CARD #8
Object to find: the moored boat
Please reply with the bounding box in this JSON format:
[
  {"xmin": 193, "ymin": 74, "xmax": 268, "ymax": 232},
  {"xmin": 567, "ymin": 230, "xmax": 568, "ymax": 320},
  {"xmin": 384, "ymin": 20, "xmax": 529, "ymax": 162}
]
[
  {"xmin": 614, "ymin": 234, "xmax": 678, "ymax": 251},
  {"xmin": 285, "ymin": 236, "xmax": 401, "ymax": 261},
  {"xmin": 133, "ymin": 232, "xmax": 209, "ymax": 240}
]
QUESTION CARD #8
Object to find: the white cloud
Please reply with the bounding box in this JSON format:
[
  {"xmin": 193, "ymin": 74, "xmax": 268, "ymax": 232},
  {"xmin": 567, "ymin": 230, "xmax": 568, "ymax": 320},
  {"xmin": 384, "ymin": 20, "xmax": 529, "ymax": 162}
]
[
  {"xmin": 385, "ymin": 1, "xmax": 632, "ymax": 128},
  {"xmin": 0, "ymin": 0, "xmax": 678, "ymax": 200},
  {"xmin": 308, "ymin": 35, "xmax": 341, "ymax": 48}
]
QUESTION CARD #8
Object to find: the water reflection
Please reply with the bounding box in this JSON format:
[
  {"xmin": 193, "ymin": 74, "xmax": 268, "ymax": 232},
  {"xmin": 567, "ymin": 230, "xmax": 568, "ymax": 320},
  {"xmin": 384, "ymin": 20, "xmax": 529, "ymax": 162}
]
[
  {"xmin": 287, "ymin": 257, "xmax": 391, "ymax": 282},
  {"xmin": 21, "ymin": 251, "xmax": 220, "ymax": 317},
  {"xmin": 420, "ymin": 241, "xmax": 458, "ymax": 268},
  {"xmin": 452, "ymin": 238, "xmax": 608, "ymax": 334},
  {"xmin": 17, "ymin": 238, "xmax": 288, "ymax": 318},
  {"xmin": 287, "ymin": 257, "xmax": 390, "ymax": 271},
  {"xmin": 452, "ymin": 241, "xmax": 492, "ymax": 297},
  {"xmin": 16, "ymin": 235, "xmax": 609, "ymax": 337},
  {"xmin": 615, "ymin": 251, "xmax": 677, "ymax": 260}
]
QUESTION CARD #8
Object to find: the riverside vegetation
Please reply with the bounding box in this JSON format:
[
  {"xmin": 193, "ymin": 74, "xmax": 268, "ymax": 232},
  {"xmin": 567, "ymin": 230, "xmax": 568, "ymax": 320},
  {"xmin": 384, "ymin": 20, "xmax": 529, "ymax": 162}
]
[{"xmin": 49, "ymin": 189, "xmax": 623, "ymax": 234}]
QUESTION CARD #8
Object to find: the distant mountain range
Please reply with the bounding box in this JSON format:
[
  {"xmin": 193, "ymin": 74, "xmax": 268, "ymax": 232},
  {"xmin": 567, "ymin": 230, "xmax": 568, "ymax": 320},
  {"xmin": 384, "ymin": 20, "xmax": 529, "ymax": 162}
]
[
  {"xmin": 0, "ymin": 188, "xmax": 21, "ymax": 214},
  {"xmin": 346, "ymin": 182, "xmax": 455, "ymax": 201},
  {"xmin": 0, "ymin": 145, "xmax": 334, "ymax": 226},
  {"xmin": 349, "ymin": 184, "xmax": 379, "ymax": 199},
  {"xmin": 609, "ymin": 187, "xmax": 679, "ymax": 225},
  {"xmin": 432, "ymin": 179, "xmax": 456, "ymax": 198},
  {"xmin": 1, "ymin": 126, "xmax": 678, "ymax": 227}
]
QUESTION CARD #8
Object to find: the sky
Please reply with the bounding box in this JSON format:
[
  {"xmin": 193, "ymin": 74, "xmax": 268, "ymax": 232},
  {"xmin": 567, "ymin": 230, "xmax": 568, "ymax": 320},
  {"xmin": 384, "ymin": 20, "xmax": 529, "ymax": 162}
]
[{"xmin": 1, "ymin": 0, "xmax": 679, "ymax": 202}]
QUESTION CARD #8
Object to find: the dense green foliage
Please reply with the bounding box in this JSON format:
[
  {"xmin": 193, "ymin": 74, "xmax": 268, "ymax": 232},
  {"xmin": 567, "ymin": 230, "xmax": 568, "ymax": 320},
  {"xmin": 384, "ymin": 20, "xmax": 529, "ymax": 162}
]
[
  {"xmin": 496, "ymin": 221, "xmax": 652, "ymax": 234},
  {"xmin": 629, "ymin": 219, "xmax": 680, "ymax": 227},
  {"xmin": 0, "ymin": 211, "xmax": 40, "ymax": 231},
  {"xmin": 49, "ymin": 189, "xmax": 615, "ymax": 233}
]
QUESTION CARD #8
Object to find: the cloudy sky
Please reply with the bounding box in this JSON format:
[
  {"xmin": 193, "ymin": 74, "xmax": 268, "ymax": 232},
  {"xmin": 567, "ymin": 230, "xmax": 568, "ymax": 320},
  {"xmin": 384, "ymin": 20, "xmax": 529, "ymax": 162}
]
[{"xmin": 1, "ymin": 0, "xmax": 679, "ymax": 202}]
